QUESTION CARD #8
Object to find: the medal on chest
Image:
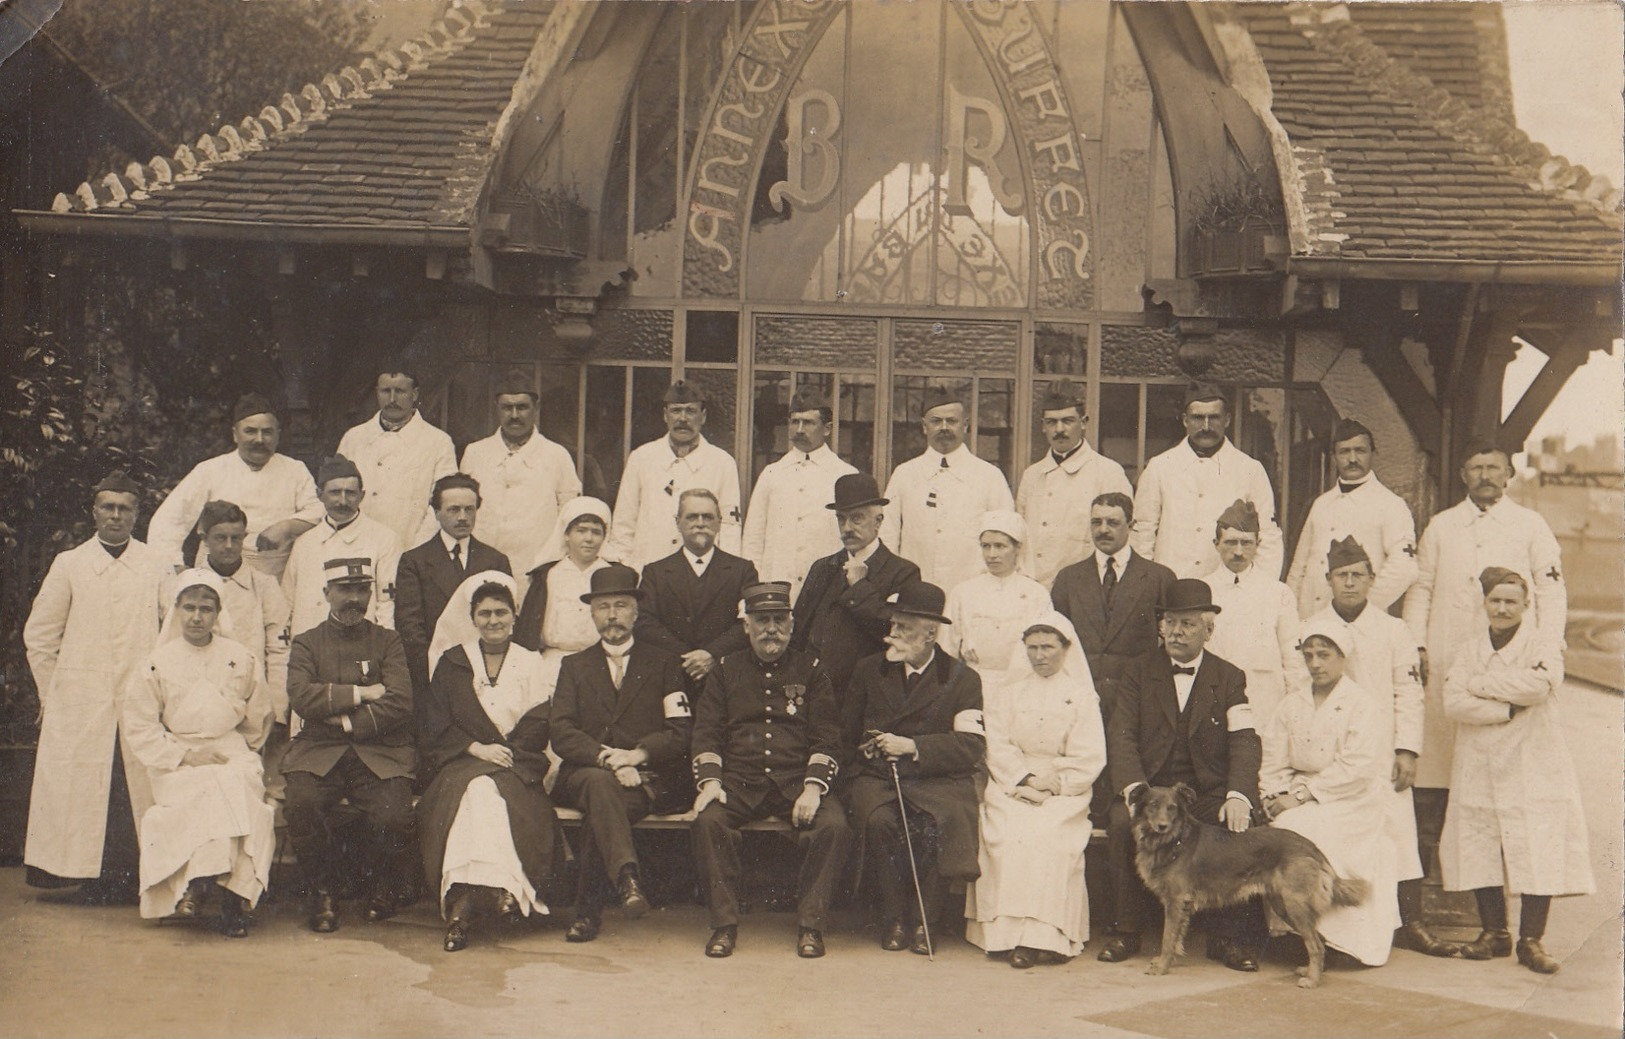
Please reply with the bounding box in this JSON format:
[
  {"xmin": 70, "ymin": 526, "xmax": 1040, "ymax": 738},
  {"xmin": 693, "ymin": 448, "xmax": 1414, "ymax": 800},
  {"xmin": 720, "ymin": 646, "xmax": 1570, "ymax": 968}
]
[{"xmin": 784, "ymin": 683, "xmax": 805, "ymax": 715}]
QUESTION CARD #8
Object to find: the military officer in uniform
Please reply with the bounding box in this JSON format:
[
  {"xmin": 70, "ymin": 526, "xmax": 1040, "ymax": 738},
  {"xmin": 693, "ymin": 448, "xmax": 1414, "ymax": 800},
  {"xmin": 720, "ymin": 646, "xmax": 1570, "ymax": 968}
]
[
  {"xmin": 1016, "ymin": 381, "xmax": 1132, "ymax": 588},
  {"xmin": 283, "ymin": 455, "xmax": 400, "ymax": 638},
  {"xmin": 1286, "ymin": 419, "xmax": 1418, "ymax": 618},
  {"xmin": 146, "ymin": 393, "xmax": 324, "ymax": 578},
  {"xmin": 881, "ymin": 387, "xmax": 1015, "ymax": 593},
  {"xmin": 741, "ymin": 386, "xmax": 857, "ymax": 600},
  {"xmin": 689, "ymin": 582, "xmax": 849, "ymax": 959},
  {"xmin": 1200, "ymin": 499, "xmax": 1306, "ymax": 727},
  {"xmin": 606, "ymin": 381, "xmax": 743, "ymax": 571},
  {"xmin": 335, "ymin": 369, "xmax": 458, "ymax": 552},
  {"xmin": 1131, "ymin": 384, "xmax": 1283, "ymax": 580}
]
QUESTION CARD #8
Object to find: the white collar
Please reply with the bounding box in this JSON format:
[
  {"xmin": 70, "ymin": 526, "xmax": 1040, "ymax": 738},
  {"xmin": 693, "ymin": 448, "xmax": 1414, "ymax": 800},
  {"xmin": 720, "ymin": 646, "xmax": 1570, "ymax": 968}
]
[
  {"xmin": 1169, "ymin": 651, "xmax": 1205, "ymax": 675},
  {"xmin": 1095, "ymin": 545, "xmax": 1132, "ymax": 575},
  {"xmin": 849, "ymin": 538, "xmax": 881, "ymax": 564},
  {"xmin": 1338, "ymin": 472, "xmax": 1374, "ymax": 490},
  {"xmin": 929, "ymin": 443, "xmax": 973, "ymax": 466},
  {"xmin": 378, "ymin": 410, "xmax": 418, "ymax": 434},
  {"xmin": 663, "ymin": 435, "xmax": 710, "ymax": 464},
  {"xmin": 1181, "ymin": 438, "xmax": 1232, "ymax": 462},
  {"xmin": 440, "ymin": 530, "xmax": 470, "ymax": 554},
  {"xmin": 602, "ymin": 637, "xmax": 634, "ymax": 659},
  {"xmin": 687, "ymin": 546, "xmax": 716, "ymax": 569},
  {"xmin": 905, "ymin": 649, "xmax": 937, "ymax": 679},
  {"xmin": 1046, "ymin": 440, "xmax": 1096, "ymax": 473},
  {"xmin": 790, "ymin": 443, "xmax": 836, "ymax": 465}
]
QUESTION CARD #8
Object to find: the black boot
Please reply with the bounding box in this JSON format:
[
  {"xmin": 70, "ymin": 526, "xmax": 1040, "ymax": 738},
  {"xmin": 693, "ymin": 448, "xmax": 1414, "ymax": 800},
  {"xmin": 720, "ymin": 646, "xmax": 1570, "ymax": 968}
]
[
  {"xmin": 444, "ymin": 885, "xmax": 475, "ymax": 953},
  {"xmin": 219, "ymin": 891, "xmax": 250, "ymax": 939}
]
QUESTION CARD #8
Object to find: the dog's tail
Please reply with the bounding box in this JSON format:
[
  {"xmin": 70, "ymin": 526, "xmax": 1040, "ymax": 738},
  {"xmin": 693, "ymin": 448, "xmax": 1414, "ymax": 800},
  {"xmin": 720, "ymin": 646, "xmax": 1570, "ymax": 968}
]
[{"xmin": 1331, "ymin": 876, "xmax": 1370, "ymax": 907}]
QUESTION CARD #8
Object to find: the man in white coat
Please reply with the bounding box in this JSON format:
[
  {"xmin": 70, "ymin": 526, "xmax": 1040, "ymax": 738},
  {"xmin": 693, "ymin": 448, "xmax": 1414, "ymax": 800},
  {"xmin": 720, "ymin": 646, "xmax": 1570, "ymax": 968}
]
[
  {"xmin": 145, "ymin": 394, "xmax": 323, "ymax": 578},
  {"xmin": 741, "ymin": 386, "xmax": 856, "ymax": 601},
  {"xmin": 335, "ymin": 369, "xmax": 457, "ymax": 552},
  {"xmin": 1016, "ymin": 382, "xmax": 1132, "ymax": 588},
  {"xmin": 1286, "ymin": 419, "xmax": 1417, "ymax": 618},
  {"xmin": 1131, "ymin": 384, "xmax": 1282, "ymax": 580},
  {"xmin": 606, "ymin": 380, "xmax": 742, "ymax": 572},
  {"xmin": 458, "ymin": 369, "xmax": 581, "ymax": 582},
  {"xmin": 1403, "ymin": 442, "xmax": 1565, "ymax": 790},
  {"xmin": 23, "ymin": 471, "xmax": 164, "ymax": 903},
  {"xmin": 1200, "ymin": 499, "xmax": 1304, "ymax": 727},
  {"xmin": 1306, "ymin": 535, "xmax": 1457, "ymax": 959},
  {"xmin": 283, "ymin": 455, "xmax": 400, "ymax": 639},
  {"xmin": 880, "ymin": 387, "xmax": 1014, "ymax": 592}
]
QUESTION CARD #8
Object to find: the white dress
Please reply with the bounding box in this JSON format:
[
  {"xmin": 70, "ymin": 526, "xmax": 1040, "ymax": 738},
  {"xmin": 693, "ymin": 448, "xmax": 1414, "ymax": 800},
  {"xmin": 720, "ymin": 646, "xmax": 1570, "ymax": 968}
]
[
  {"xmin": 941, "ymin": 572, "xmax": 1050, "ymax": 693},
  {"xmin": 121, "ymin": 636, "xmax": 275, "ymax": 919},
  {"xmin": 1262, "ymin": 677, "xmax": 1398, "ymax": 966},
  {"xmin": 439, "ymin": 642, "xmax": 554, "ymax": 916},
  {"xmin": 965, "ymin": 667, "xmax": 1105, "ymax": 957}
]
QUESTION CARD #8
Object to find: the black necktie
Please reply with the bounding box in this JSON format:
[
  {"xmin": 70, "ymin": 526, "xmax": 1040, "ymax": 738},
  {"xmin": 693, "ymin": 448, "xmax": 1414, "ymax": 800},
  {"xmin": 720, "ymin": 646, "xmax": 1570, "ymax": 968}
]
[
  {"xmin": 1171, "ymin": 665, "xmax": 1196, "ymax": 676},
  {"xmin": 450, "ymin": 542, "xmax": 463, "ymax": 572},
  {"xmin": 940, "ymin": 457, "xmax": 950, "ymax": 469},
  {"xmin": 1101, "ymin": 556, "xmax": 1118, "ymax": 598}
]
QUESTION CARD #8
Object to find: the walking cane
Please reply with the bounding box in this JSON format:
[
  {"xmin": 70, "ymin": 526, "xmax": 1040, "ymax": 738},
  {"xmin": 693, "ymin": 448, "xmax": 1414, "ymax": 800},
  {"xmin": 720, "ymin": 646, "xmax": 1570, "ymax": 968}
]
[{"xmin": 888, "ymin": 758, "xmax": 934, "ymax": 960}]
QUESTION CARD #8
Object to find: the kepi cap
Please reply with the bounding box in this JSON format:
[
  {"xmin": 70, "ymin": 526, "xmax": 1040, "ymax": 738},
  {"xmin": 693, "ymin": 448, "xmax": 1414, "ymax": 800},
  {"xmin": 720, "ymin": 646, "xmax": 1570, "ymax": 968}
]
[
  {"xmin": 742, "ymin": 581, "xmax": 793, "ymax": 614},
  {"xmin": 323, "ymin": 557, "xmax": 374, "ymax": 586}
]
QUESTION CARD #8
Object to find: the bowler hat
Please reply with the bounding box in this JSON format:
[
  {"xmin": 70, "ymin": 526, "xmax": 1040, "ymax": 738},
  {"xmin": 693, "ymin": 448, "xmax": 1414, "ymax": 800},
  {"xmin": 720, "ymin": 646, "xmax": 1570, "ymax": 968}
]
[
  {"xmin": 826, "ymin": 472, "xmax": 889, "ymax": 512},
  {"xmin": 886, "ymin": 580, "xmax": 952, "ymax": 625},
  {"xmin": 1155, "ymin": 578, "xmax": 1222, "ymax": 616},
  {"xmin": 580, "ymin": 563, "xmax": 643, "ymax": 603}
]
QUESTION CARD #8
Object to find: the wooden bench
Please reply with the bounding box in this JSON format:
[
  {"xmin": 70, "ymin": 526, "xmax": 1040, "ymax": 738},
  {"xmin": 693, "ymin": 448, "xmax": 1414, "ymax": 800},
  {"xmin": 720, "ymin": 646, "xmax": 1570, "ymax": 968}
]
[{"xmin": 554, "ymin": 806, "xmax": 1108, "ymax": 843}]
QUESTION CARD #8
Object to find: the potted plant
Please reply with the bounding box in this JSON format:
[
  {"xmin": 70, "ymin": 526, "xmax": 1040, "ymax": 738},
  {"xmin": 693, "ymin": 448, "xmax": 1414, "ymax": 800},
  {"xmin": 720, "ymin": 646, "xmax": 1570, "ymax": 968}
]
[{"xmin": 1189, "ymin": 176, "xmax": 1285, "ymax": 277}]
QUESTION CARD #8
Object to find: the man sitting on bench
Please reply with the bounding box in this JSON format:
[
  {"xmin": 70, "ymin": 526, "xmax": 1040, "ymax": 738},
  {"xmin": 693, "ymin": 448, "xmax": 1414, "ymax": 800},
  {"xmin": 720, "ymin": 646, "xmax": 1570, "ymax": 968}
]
[
  {"xmin": 690, "ymin": 582, "xmax": 850, "ymax": 959},
  {"xmin": 550, "ymin": 564, "xmax": 693, "ymax": 943}
]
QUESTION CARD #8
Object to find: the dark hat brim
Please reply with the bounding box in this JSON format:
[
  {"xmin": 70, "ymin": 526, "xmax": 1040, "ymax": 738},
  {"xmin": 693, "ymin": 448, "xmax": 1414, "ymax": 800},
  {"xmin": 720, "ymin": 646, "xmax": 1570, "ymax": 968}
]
[
  {"xmin": 1154, "ymin": 603, "xmax": 1222, "ymax": 616},
  {"xmin": 888, "ymin": 605, "xmax": 952, "ymax": 625},
  {"xmin": 579, "ymin": 588, "xmax": 645, "ymax": 604},
  {"xmin": 826, "ymin": 495, "xmax": 889, "ymax": 511}
]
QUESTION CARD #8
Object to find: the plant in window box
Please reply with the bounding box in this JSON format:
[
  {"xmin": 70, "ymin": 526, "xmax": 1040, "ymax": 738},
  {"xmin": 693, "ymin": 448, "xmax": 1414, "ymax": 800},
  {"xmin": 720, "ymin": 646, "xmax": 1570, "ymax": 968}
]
[
  {"xmin": 488, "ymin": 184, "xmax": 591, "ymax": 258},
  {"xmin": 1189, "ymin": 177, "xmax": 1285, "ymax": 277}
]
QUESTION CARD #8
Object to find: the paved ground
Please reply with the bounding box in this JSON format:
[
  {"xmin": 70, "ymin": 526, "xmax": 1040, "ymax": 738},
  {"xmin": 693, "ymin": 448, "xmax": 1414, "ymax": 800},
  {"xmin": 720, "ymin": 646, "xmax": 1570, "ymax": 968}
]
[{"xmin": 1, "ymin": 680, "xmax": 1618, "ymax": 1038}]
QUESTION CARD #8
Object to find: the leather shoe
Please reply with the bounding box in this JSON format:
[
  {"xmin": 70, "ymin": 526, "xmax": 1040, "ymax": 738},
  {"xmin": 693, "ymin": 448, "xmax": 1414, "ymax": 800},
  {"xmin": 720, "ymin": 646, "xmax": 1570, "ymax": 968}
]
[
  {"xmin": 617, "ymin": 872, "xmax": 650, "ymax": 918},
  {"xmin": 364, "ymin": 894, "xmax": 397, "ymax": 923},
  {"xmin": 880, "ymin": 919, "xmax": 910, "ymax": 952},
  {"xmin": 1010, "ymin": 946, "xmax": 1038, "ymax": 969},
  {"xmin": 910, "ymin": 924, "xmax": 933, "ymax": 956},
  {"xmin": 1460, "ymin": 928, "xmax": 1512, "ymax": 960},
  {"xmin": 1516, "ymin": 937, "xmax": 1560, "ymax": 974},
  {"xmin": 444, "ymin": 920, "xmax": 470, "ymax": 953},
  {"xmin": 1206, "ymin": 937, "xmax": 1259, "ymax": 972},
  {"xmin": 1393, "ymin": 921, "xmax": 1460, "ymax": 958},
  {"xmin": 1097, "ymin": 933, "xmax": 1141, "ymax": 963},
  {"xmin": 565, "ymin": 914, "xmax": 600, "ymax": 943},
  {"xmin": 309, "ymin": 891, "xmax": 339, "ymax": 934},
  {"xmin": 173, "ymin": 886, "xmax": 202, "ymax": 920},
  {"xmin": 218, "ymin": 893, "xmax": 249, "ymax": 939},
  {"xmin": 798, "ymin": 928, "xmax": 825, "ymax": 959},
  {"xmin": 705, "ymin": 925, "xmax": 737, "ymax": 958},
  {"xmin": 496, "ymin": 891, "xmax": 520, "ymax": 921}
]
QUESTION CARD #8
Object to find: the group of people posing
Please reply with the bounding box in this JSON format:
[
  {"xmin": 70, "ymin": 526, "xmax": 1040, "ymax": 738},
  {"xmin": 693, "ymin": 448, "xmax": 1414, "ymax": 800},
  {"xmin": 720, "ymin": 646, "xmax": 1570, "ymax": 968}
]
[{"xmin": 22, "ymin": 368, "xmax": 1591, "ymax": 976}]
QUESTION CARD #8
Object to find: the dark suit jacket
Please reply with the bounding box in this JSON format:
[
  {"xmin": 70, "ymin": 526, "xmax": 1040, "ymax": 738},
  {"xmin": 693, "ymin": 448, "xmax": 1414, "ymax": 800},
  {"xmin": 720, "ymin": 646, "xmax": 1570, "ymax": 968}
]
[
  {"xmin": 395, "ymin": 534, "xmax": 511, "ymax": 697},
  {"xmin": 550, "ymin": 641, "xmax": 693, "ymax": 808},
  {"xmin": 790, "ymin": 541, "xmax": 919, "ymax": 701},
  {"xmin": 1051, "ymin": 549, "xmax": 1176, "ymax": 716},
  {"xmin": 284, "ymin": 617, "xmax": 415, "ymax": 780},
  {"xmin": 635, "ymin": 548, "xmax": 757, "ymax": 686},
  {"xmin": 1106, "ymin": 648, "xmax": 1261, "ymax": 817}
]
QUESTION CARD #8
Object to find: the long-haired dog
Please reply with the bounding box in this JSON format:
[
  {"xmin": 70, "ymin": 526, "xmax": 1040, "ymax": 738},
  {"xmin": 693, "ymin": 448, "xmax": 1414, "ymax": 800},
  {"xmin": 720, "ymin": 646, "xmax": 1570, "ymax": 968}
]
[{"xmin": 1131, "ymin": 783, "xmax": 1369, "ymax": 988}]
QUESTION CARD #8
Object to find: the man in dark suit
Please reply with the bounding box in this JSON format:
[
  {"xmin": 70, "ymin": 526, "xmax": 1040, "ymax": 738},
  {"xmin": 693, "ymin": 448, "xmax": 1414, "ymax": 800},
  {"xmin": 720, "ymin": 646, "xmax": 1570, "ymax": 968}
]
[
  {"xmin": 1051, "ymin": 491, "xmax": 1177, "ymax": 823},
  {"xmin": 844, "ymin": 581, "xmax": 985, "ymax": 956},
  {"xmin": 283, "ymin": 557, "xmax": 416, "ymax": 933},
  {"xmin": 550, "ymin": 564, "xmax": 693, "ymax": 943},
  {"xmin": 395, "ymin": 472, "xmax": 511, "ymax": 705},
  {"xmin": 690, "ymin": 582, "xmax": 849, "ymax": 959},
  {"xmin": 791, "ymin": 473, "xmax": 920, "ymax": 752},
  {"xmin": 1099, "ymin": 579, "xmax": 1264, "ymax": 971},
  {"xmin": 636, "ymin": 488, "xmax": 758, "ymax": 696}
]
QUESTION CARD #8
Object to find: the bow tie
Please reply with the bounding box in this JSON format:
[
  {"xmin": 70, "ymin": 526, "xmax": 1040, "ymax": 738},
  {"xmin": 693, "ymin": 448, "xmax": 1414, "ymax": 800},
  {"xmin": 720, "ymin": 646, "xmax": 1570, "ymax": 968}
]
[{"xmin": 1171, "ymin": 665, "xmax": 1197, "ymax": 677}]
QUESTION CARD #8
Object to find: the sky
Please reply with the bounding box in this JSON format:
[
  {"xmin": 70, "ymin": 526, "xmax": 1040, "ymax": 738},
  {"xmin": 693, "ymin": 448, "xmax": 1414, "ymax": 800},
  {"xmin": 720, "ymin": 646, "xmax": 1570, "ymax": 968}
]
[{"xmin": 1499, "ymin": 1, "xmax": 1623, "ymax": 453}]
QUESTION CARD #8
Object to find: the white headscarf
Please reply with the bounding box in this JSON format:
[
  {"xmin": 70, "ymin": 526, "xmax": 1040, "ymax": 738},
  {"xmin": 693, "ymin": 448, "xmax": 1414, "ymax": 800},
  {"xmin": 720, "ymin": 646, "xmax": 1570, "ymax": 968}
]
[
  {"xmin": 977, "ymin": 508, "xmax": 1035, "ymax": 577},
  {"xmin": 158, "ymin": 568, "xmax": 238, "ymax": 647},
  {"xmin": 428, "ymin": 570, "xmax": 521, "ymax": 672},
  {"xmin": 1004, "ymin": 609, "xmax": 1096, "ymax": 694},
  {"xmin": 531, "ymin": 496, "xmax": 613, "ymax": 571}
]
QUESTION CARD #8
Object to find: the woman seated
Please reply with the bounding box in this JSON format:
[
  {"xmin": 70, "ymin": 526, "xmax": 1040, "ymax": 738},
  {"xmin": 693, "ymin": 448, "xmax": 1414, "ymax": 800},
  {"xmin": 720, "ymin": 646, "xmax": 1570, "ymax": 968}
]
[
  {"xmin": 1440, "ymin": 567, "xmax": 1592, "ymax": 974},
  {"xmin": 942, "ymin": 511, "xmax": 1051, "ymax": 693},
  {"xmin": 1261, "ymin": 620, "xmax": 1397, "ymax": 967},
  {"xmin": 122, "ymin": 569, "xmax": 275, "ymax": 936},
  {"xmin": 515, "ymin": 497, "xmax": 613, "ymax": 706},
  {"xmin": 965, "ymin": 612, "xmax": 1105, "ymax": 967},
  {"xmin": 418, "ymin": 571, "xmax": 559, "ymax": 952}
]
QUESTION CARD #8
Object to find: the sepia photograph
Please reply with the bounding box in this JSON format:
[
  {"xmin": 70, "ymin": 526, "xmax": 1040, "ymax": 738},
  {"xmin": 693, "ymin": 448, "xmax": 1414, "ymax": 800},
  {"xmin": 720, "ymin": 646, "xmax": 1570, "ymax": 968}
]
[{"xmin": 0, "ymin": 0, "xmax": 1619, "ymax": 1035}]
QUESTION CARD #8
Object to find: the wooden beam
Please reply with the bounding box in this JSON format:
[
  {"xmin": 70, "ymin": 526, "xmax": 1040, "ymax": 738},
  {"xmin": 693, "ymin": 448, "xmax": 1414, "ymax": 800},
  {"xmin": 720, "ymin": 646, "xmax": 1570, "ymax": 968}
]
[
  {"xmin": 1363, "ymin": 335, "xmax": 1441, "ymax": 449},
  {"xmin": 1499, "ymin": 346, "xmax": 1584, "ymax": 452}
]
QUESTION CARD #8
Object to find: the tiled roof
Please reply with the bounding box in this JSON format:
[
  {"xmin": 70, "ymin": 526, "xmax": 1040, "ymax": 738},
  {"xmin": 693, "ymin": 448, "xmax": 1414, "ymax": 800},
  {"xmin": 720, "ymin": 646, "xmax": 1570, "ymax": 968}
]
[
  {"xmin": 40, "ymin": 0, "xmax": 551, "ymax": 237},
  {"xmin": 1241, "ymin": 2, "xmax": 1622, "ymax": 267}
]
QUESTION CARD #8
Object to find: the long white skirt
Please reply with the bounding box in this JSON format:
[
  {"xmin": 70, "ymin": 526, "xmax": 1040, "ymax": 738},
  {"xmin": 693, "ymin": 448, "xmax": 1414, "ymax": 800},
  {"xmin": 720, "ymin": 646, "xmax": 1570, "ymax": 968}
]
[
  {"xmin": 439, "ymin": 776, "xmax": 548, "ymax": 918},
  {"xmin": 137, "ymin": 759, "xmax": 275, "ymax": 920},
  {"xmin": 1270, "ymin": 797, "xmax": 1399, "ymax": 966},
  {"xmin": 964, "ymin": 790, "xmax": 1093, "ymax": 957}
]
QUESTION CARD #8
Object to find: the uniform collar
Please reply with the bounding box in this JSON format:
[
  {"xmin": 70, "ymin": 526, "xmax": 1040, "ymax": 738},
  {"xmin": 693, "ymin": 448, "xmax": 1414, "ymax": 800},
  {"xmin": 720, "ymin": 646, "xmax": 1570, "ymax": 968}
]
[
  {"xmin": 662, "ymin": 435, "xmax": 712, "ymax": 467},
  {"xmin": 378, "ymin": 410, "xmax": 419, "ymax": 434},
  {"xmin": 929, "ymin": 442, "xmax": 974, "ymax": 467},
  {"xmin": 1181, "ymin": 437, "xmax": 1233, "ymax": 463},
  {"xmin": 791, "ymin": 443, "xmax": 837, "ymax": 466}
]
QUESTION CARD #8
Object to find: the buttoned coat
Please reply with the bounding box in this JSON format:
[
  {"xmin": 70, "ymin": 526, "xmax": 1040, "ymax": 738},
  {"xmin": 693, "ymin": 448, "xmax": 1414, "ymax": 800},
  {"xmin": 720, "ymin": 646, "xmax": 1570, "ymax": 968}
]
[
  {"xmin": 1286, "ymin": 476, "xmax": 1418, "ymax": 618},
  {"xmin": 282, "ymin": 514, "xmax": 400, "ymax": 637},
  {"xmin": 283, "ymin": 617, "xmax": 415, "ymax": 781},
  {"xmin": 1050, "ymin": 550, "xmax": 1177, "ymax": 716},
  {"xmin": 1016, "ymin": 444, "xmax": 1132, "ymax": 588},
  {"xmin": 145, "ymin": 451, "xmax": 324, "ymax": 576},
  {"xmin": 1202, "ymin": 564, "xmax": 1307, "ymax": 726},
  {"xmin": 335, "ymin": 410, "xmax": 458, "ymax": 551},
  {"xmin": 1107, "ymin": 649, "xmax": 1261, "ymax": 819},
  {"xmin": 458, "ymin": 430, "xmax": 581, "ymax": 583},
  {"xmin": 880, "ymin": 443, "xmax": 1015, "ymax": 593},
  {"xmin": 605, "ymin": 436, "xmax": 743, "ymax": 571},
  {"xmin": 1131, "ymin": 438, "xmax": 1283, "ymax": 580},
  {"xmin": 691, "ymin": 647, "xmax": 842, "ymax": 808},
  {"xmin": 23, "ymin": 538, "xmax": 164, "ymax": 878},
  {"xmin": 741, "ymin": 444, "xmax": 856, "ymax": 601},
  {"xmin": 394, "ymin": 534, "xmax": 511, "ymax": 699},
  {"xmin": 635, "ymin": 548, "xmax": 757, "ymax": 685}
]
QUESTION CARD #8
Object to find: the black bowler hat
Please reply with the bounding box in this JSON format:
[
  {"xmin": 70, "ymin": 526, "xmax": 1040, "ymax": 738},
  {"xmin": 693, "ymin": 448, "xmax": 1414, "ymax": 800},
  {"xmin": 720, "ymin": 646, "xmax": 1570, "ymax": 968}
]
[
  {"xmin": 742, "ymin": 581, "xmax": 793, "ymax": 614},
  {"xmin": 826, "ymin": 473, "xmax": 889, "ymax": 512},
  {"xmin": 580, "ymin": 563, "xmax": 644, "ymax": 603},
  {"xmin": 1155, "ymin": 578, "xmax": 1223, "ymax": 616},
  {"xmin": 886, "ymin": 580, "xmax": 952, "ymax": 625}
]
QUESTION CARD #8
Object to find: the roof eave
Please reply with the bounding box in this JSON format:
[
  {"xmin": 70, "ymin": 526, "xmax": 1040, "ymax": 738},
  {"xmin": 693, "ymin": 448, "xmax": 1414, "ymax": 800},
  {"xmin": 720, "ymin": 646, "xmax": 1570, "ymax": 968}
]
[
  {"xmin": 13, "ymin": 209, "xmax": 471, "ymax": 249},
  {"xmin": 1285, "ymin": 255, "xmax": 1623, "ymax": 287}
]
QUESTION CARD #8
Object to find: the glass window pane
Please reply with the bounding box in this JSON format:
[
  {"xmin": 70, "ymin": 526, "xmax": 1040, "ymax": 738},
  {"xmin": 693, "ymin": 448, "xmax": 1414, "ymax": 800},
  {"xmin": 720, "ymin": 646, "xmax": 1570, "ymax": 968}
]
[
  {"xmin": 835, "ymin": 374, "xmax": 876, "ymax": 475},
  {"xmin": 754, "ymin": 315, "xmax": 878, "ymax": 368},
  {"xmin": 975, "ymin": 377, "xmax": 1015, "ymax": 477},
  {"xmin": 1240, "ymin": 386, "xmax": 1286, "ymax": 542},
  {"xmin": 1035, "ymin": 322, "xmax": 1088, "ymax": 375},
  {"xmin": 683, "ymin": 367, "xmax": 737, "ymax": 459},
  {"xmin": 750, "ymin": 371, "xmax": 792, "ymax": 486},
  {"xmin": 584, "ymin": 366, "xmax": 628, "ymax": 502},
  {"xmin": 894, "ymin": 319, "xmax": 1018, "ymax": 372},
  {"xmin": 1098, "ymin": 382, "xmax": 1141, "ymax": 482},
  {"xmin": 892, "ymin": 375, "xmax": 973, "ymax": 464},
  {"xmin": 1144, "ymin": 383, "xmax": 1188, "ymax": 462},
  {"xmin": 443, "ymin": 363, "xmax": 497, "ymax": 454},
  {"xmin": 536, "ymin": 361, "xmax": 582, "ymax": 459},
  {"xmin": 593, "ymin": 309, "xmax": 674, "ymax": 361},
  {"xmin": 686, "ymin": 310, "xmax": 738, "ymax": 364}
]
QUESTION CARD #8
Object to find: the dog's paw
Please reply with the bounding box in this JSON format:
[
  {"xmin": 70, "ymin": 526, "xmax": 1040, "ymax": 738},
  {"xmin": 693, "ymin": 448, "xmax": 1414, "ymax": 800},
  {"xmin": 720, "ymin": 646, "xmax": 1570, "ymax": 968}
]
[
  {"xmin": 1296, "ymin": 975, "xmax": 1320, "ymax": 989},
  {"xmin": 1144, "ymin": 962, "xmax": 1170, "ymax": 976},
  {"xmin": 1293, "ymin": 965, "xmax": 1310, "ymax": 978}
]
